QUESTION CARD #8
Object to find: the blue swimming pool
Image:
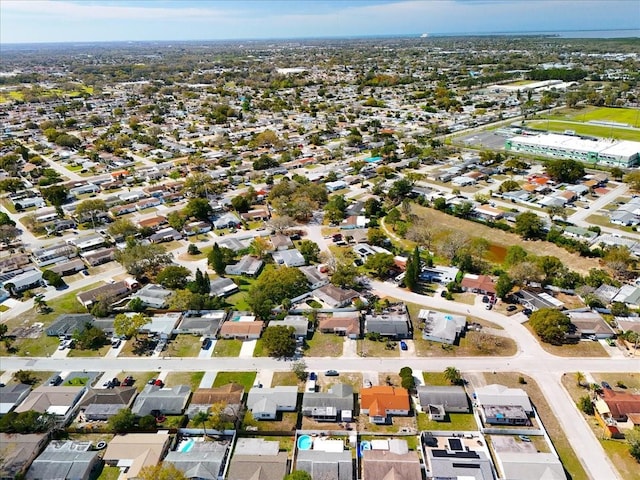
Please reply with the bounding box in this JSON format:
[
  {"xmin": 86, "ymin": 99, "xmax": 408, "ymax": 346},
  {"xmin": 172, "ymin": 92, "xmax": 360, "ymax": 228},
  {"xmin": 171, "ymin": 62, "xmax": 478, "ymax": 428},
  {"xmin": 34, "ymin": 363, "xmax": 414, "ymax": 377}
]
[
  {"xmin": 179, "ymin": 438, "xmax": 195, "ymax": 453},
  {"xmin": 297, "ymin": 435, "xmax": 312, "ymax": 450},
  {"xmin": 364, "ymin": 156, "xmax": 382, "ymax": 163},
  {"xmin": 358, "ymin": 440, "xmax": 372, "ymax": 457}
]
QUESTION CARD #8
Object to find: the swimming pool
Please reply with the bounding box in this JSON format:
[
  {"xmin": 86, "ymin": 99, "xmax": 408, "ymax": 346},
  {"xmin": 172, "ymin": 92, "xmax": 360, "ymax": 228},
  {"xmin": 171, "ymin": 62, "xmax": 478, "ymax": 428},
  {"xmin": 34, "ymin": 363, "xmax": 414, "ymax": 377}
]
[
  {"xmin": 178, "ymin": 438, "xmax": 195, "ymax": 453},
  {"xmin": 358, "ymin": 440, "xmax": 372, "ymax": 457},
  {"xmin": 445, "ymin": 315, "xmax": 453, "ymax": 320},
  {"xmin": 297, "ymin": 435, "xmax": 312, "ymax": 450},
  {"xmin": 364, "ymin": 156, "xmax": 382, "ymax": 163}
]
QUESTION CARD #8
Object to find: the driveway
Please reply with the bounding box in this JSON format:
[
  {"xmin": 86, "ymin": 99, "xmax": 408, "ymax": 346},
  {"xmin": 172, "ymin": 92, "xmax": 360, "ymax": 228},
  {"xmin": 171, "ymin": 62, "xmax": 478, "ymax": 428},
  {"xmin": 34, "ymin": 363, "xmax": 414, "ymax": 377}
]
[{"xmin": 239, "ymin": 339, "xmax": 257, "ymax": 358}]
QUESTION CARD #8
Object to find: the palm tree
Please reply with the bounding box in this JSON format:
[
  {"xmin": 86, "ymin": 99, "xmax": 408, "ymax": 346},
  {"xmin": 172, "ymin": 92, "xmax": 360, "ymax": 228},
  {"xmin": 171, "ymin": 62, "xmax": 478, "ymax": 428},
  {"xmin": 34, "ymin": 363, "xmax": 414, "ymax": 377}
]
[
  {"xmin": 192, "ymin": 410, "xmax": 210, "ymax": 437},
  {"xmin": 575, "ymin": 371, "xmax": 586, "ymax": 388},
  {"xmin": 444, "ymin": 366, "xmax": 462, "ymax": 385}
]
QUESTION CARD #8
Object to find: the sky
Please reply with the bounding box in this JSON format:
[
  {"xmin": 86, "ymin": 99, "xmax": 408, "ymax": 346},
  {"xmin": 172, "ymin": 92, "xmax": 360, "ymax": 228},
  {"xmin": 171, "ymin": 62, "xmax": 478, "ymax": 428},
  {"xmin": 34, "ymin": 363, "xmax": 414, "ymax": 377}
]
[{"xmin": 1, "ymin": 0, "xmax": 639, "ymax": 44}]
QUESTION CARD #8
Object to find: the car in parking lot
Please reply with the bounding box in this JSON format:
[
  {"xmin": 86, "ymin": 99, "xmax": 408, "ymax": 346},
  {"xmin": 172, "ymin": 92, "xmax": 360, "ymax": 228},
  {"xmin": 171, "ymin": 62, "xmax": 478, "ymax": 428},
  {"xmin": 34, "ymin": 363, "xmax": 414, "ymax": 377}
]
[
  {"xmin": 400, "ymin": 341, "xmax": 408, "ymax": 351},
  {"xmin": 506, "ymin": 305, "xmax": 517, "ymax": 312},
  {"xmin": 601, "ymin": 381, "xmax": 612, "ymax": 389},
  {"xmin": 325, "ymin": 370, "xmax": 339, "ymax": 376}
]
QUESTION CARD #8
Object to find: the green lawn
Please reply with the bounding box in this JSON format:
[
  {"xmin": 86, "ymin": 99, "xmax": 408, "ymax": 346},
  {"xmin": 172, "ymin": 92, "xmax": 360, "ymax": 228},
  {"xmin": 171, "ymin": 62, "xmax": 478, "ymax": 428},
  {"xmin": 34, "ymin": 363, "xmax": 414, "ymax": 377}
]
[
  {"xmin": 567, "ymin": 106, "xmax": 640, "ymax": 127},
  {"xmin": 213, "ymin": 371, "xmax": 256, "ymax": 390},
  {"xmin": 64, "ymin": 376, "xmax": 89, "ymax": 386},
  {"xmin": 417, "ymin": 412, "xmax": 478, "ymax": 431},
  {"xmin": 163, "ymin": 371, "xmax": 204, "ymax": 391},
  {"xmin": 526, "ymin": 119, "xmax": 640, "ymax": 141},
  {"xmin": 213, "ymin": 339, "xmax": 242, "ymax": 357},
  {"xmin": 422, "ymin": 372, "xmax": 452, "ymax": 386},
  {"xmin": 242, "ymin": 411, "xmax": 298, "ymax": 432},
  {"xmin": 67, "ymin": 345, "xmax": 111, "ymax": 357},
  {"xmin": 271, "ymin": 371, "xmax": 301, "ymax": 388},
  {"xmin": 165, "ymin": 335, "xmax": 201, "ymax": 357},
  {"xmin": 304, "ymin": 332, "xmax": 343, "ymax": 357},
  {"xmin": 252, "ymin": 339, "xmax": 267, "ymax": 357},
  {"xmin": 358, "ymin": 339, "xmax": 400, "ymax": 357},
  {"xmin": 96, "ymin": 465, "xmax": 121, "ymax": 480}
]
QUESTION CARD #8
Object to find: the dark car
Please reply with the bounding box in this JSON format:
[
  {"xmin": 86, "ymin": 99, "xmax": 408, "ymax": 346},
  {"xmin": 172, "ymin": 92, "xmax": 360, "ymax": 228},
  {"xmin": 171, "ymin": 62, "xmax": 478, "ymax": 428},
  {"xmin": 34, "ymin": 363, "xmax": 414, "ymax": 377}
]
[
  {"xmin": 111, "ymin": 378, "xmax": 121, "ymax": 387},
  {"xmin": 325, "ymin": 370, "xmax": 339, "ymax": 377},
  {"xmin": 506, "ymin": 305, "xmax": 517, "ymax": 312},
  {"xmin": 48, "ymin": 375, "xmax": 62, "ymax": 386},
  {"xmin": 601, "ymin": 381, "xmax": 612, "ymax": 389},
  {"xmin": 400, "ymin": 341, "xmax": 408, "ymax": 351},
  {"xmin": 121, "ymin": 376, "xmax": 135, "ymax": 387},
  {"xmin": 482, "ymin": 295, "xmax": 490, "ymax": 303},
  {"xmin": 201, "ymin": 338, "xmax": 212, "ymax": 350},
  {"xmin": 309, "ymin": 372, "xmax": 317, "ymax": 381},
  {"xmin": 523, "ymin": 308, "xmax": 533, "ymax": 317}
]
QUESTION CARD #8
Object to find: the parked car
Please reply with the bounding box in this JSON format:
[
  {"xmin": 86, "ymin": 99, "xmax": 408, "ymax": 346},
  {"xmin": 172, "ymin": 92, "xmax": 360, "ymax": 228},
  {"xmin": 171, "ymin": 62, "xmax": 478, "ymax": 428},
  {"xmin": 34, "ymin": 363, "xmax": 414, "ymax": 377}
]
[
  {"xmin": 506, "ymin": 305, "xmax": 517, "ymax": 312},
  {"xmin": 519, "ymin": 435, "xmax": 531, "ymax": 442},
  {"xmin": 400, "ymin": 340, "xmax": 408, "ymax": 351},
  {"xmin": 201, "ymin": 338, "xmax": 212, "ymax": 350},
  {"xmin": 523, "ymin": 309, "xmax": 532, "ymax": 317},
  {"xmin": 121, "ymin": 376, "xmax": 135, "ymax": 386},
  {"xmin": 309, "ymin": 372, "xmax": 317, "ymax": 381},
  {"xmin": 485, "ymin": 304, "xmax": 493, "ymax": 310},
  {"xmin": 81, "ymin": 270, "xmax": 90, "ymax": 276},
  {"xmin": 48, "ymin": 375, "xmax": 62, "ymax": 386},
  {"xmin": 154, "ymin": 379, "xmax": 164, "ymax": 387},
  {"xmin": 111, "ymin": 378, "xmax": 121, "ymax": 387},
  {"xmin": 148, "ymin": 378, "xmax": 156, "ymax": 385},
  {"xmin": 364, "ymin": 380, "xmax": 372, "ymax": 388},
  {"xmin": 325, "ymin": 370, "xmax": 339, "ymax": 376},
  {"xmin": 601, "ymin": 381, "xmax": 612, "ymax": 390},
  {"xmin": 111, "ymin": 338, "xmax": 122, "ymax": 348},
  {"xmin": 482, "ymin": 295, "xmax": 490, "ymax": 303}
]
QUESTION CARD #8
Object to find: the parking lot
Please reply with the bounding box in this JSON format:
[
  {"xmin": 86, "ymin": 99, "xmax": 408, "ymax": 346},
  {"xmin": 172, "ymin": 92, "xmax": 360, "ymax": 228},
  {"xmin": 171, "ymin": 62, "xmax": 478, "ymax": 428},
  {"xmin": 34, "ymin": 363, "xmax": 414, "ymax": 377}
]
[{"xmin": 457, "ymin": 130, "xmax": 509, "ymax": 150}]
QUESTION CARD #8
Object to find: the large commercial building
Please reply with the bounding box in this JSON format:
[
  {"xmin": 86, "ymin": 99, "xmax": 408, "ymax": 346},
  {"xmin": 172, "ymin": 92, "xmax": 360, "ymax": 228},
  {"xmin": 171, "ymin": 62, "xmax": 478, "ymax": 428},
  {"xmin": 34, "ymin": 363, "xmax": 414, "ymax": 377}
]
[{"xmin": 505, "ymin": 133, "xmax": 640, "ymax": 167}]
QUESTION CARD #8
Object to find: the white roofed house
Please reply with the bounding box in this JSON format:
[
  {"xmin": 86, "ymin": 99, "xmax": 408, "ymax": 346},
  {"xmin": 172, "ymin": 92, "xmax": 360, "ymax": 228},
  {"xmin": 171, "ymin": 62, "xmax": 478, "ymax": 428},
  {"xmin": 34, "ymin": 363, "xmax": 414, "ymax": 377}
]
[
  {"xmin": 272, "ymin": 248, "xmax": 306, "ymax": 267},
  {"xmin": 224, "ymin": 255, "xmax": 264, "ymax": 277},
  {"xmin": 246, "ymin": 386, "xmax": 298, "ymax": 420},
  {"xmin": 299, "ymin": 265, "xmax": 330, "ymax": 290},
  {"xmin": 475, "ymin": 384, "xmax": 533, "ymax": 426},
  {"xmin": 420, "ymin": 310, "xmax": 466, "ymax": 345},
  {"xmin": 5, "ymin": 269, "xmax": 43, "ymax": 293}
]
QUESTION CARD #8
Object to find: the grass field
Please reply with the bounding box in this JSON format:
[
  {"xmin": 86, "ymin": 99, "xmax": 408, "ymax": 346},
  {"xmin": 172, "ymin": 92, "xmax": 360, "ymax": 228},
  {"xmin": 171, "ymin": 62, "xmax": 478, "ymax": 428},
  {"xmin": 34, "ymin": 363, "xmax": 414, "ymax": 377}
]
[
  {"xmin": 213, "ymin": 371, "xmax": 256, "ymax": 390},
  {"xmin": 564, "ymin": 106, "xmax": 640, "ymax": 127},
  {"xmin": 417, "ymin": 412, "xmax": 478, "ymax": 431},
  {"xmin": 304, "ymin": 332, "xmax": 344, "ymax": 357},
  {"xmin": 213, "ymin": 339, "xmax": 242, "ymax": 357},
  {"xmin": 163, "ymin": 371, "xmax": 204, "ymax": 391},
  {"xmin": 527, "ymin": 119, "xmax": 640, "ymax": 141}
]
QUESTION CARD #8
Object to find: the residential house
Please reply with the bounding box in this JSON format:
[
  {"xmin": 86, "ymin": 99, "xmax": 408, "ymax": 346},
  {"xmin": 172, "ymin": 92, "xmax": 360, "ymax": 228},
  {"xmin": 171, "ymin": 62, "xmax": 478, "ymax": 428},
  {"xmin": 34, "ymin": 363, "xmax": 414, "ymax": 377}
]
[
  {"xmin": 0, "ymin": 433, "xmax": 47, "ymax": 480},
  {"xmin": 246, "ymin": 386, "xmax": 298, "ymax": 420},
  {"xmin": 301, "ymin": 383, "xmax": 354, "ymax": 422},
  {"xmin": 475, "ymin": 384, "xmax": 533, "ymax": 426},
  {"xmin": 164, "ymin": 439, "xmax": 230, "ymax": 480},
  {"xmin": 209, "ymin": 277, "xmax": 239, "ymax": 297},
  {"xmin": 601, "ymin": 389, "xmax": 640, "ymax": 423},
  {"xmin": 46, "ymin": 314, "xmax": 95, "ymax": 337},
  {"xmin": 131, "ymin": 284, "xmax": 173, "ymax": 309},
  {"xmin": 130, "ymin": 384, "xmax": 191, "ymax": 417},
  {"xmin": 6, "ymin": 270, "xmax": 43, "ymax": 293},
  {"xmin": 81, "ymin": 247, "xmax": 116, "ymax": 267},
  {"xmin": 78, "ymin": 387, "xmax": 137, "ymax": 421},
  {"xmin": 26, "ymin": 441, "xmax": 100, "ymax": 480},
  {"xmin": 424, "ymin": 443, "xmax": 495, "ymax": 480},
  {"xmin": 212, "ymin": 212, "xmax": 241, "ymax": 230},
  {"xmin": 365, "ymin": 303, "xmax": 412, "ymax": 339},
  {"xmin": 224, "ymin": 255, "xmax": 264, "ymax": 277},
  {"xmin": 177, "ymin": 310, "xmax": 227, "ymax": 336},
  {"xmin": 417, "ymin": 386, "xmax": 469, "ymax": 421},
  {"xmin": 420, "ymin": 310, "xmax": 466, "ymax": 345},
  {"xmin": 612, "ymin": 284, "xmax": 640, "ymax": 309},
  {"xmin": 474, "ymin": 205, "xmax": 504, "ymax": 221},
  {"xmin": 0, "ymin": 383, "xmax": 31, "ymax": 415},
  {"xmin": 317, "ymin": 312, "xmax": 361, "ymax": 338},
  {"xmin": 183, "ymin": 221, "xmax": 211, "ymax": 236},
  {"xmin": 67, "ymin": 234, "xmax": 105, "ymax": 253},
  {"xmin": 137, "ymin": 215, "xmax": 167, "ymax": 230},
  {"xmin": 314, "ymin": 284, "xmax": 359, "ymax": 308},
  {"xmin": 360, "ymin": 386, "xmax": 410, "ymax": 424},
  {"xmin": 496, "ymin": 451, "xmax": 566, "ymax": 480},
  {"xmin": 362, "ymin": 439, "xmax": 422, "ymax": 480},
  {"xmin": 271, "ymin": 315, "xmax": 309, "ymax": 339},
  {"xmin": 15, "ymin": 386, "xmax": 86, "ymax": 425},
  {"xmin": 270, "ymin": 234, "xmax": 293, "ymax": 251},
  {"xmin": 47, "ymin": 259, "xmax": 86, "ymax": 277},
  {"xmin": 186, "ymin": 383, "xmax": 243, "ymax": 419},
  {"xmin": 566, "ymin": 310, "xmax": 615, "ymax": 339},
  {"xmin": 296, "ymin": 444, "xmax": 352, "ymax": 480},
  {"xmin": 76, "ymin": 281, "xmax": 130, "ymax": 309},
  {"xmin": 563, "ymin": 226, "xmax": 598, "ymax": 243},
  {"xmin": 419, "ymin": 266, "xmax": 460, "ymax": 284},
  {"xmin": 481, "ymin": 404, "xmax": 531, "ymax": 426},
  {"xmin": 272, "ymin": 249, "xmax": 306, "ymax": 267},
  {"xmin": 515, "ymin": 289, "xmax": 564, "ymax": 311},
  {"xmin": 227, "ymin": 438, "xmax": 288, "ymax": 480},
  {"xmin": 461, "ymin": 274, "xmax": 496, "ymax": 295},
  {"xmin": 218, "ymin": 320, "xmax": 264, "ymax": 340},
  {"xmin": 149, "ymin": 227, "xmax": 182, "ymax": 243},
  {"xmin": 103, "ymin": 433, "xmax": 170, "ymax": 480}
]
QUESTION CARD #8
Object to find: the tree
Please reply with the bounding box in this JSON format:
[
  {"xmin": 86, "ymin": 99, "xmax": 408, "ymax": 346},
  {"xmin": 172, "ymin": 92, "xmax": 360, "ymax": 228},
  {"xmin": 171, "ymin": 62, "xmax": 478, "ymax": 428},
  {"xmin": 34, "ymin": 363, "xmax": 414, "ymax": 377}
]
[
  {"xmin": 42, "ymin": 269, "xmax": 64, "ymax": 288},
  {"xmin": 504, "ymin": 245, "xmax": 528, "ymax": 267},
  {"xmin": 262, "ymin": 325, "xmax": 296, "ymax": 358},
  {"xmin": 107, "ymin": 218, "xmax": 139, "ymax": 240},
  {"xmin": 331, "ymin": 262, "xmax": 358, "ymax": 288},
  {"xmin": 13, "ymin": 370, "xmax": 37, "ymax": 385},
  {"xmin": 404, "ymin": 246, "xmax": 420, "ymax": 292},
  {"xmin": 298, "ymin": 240, "xmax": 320, "ymax": 264},
  {"xmin": 138, "ymin": 463, "xmax": 188, "ymax": 480},
  {"xmin": 388, "ymin": 178, "xmax": 413, "ymax": 202},
  {"xmin": 291, "ymin": 359, "xmax": 308, "ymax": 381},
  {"xmin": 249, "ymin": 236, "xmax": 271, "ymax": 259},
  {"xmin": 603, "ymin": 245, "xmax": 634, "ymax": 278},
  {"xmin": 365, "ymin": 253, "xmax": 395, "ymax": 278},
  {"xmin": 0, "ymin": 225, "xmax": 21, "ymax": 246},
  {"xmin": 75, "ymin": 199, "xmax": 107, "ymax": 225},
  {"xmin": 114, "ymin": 313, "xmax": 149, "ymax": 340},
  {"xmin": 167, "ymin": 211, "xmax": 188, "ymax": 231},
  {"xmin": 444, "ymin": 367, "xmax": 462, "ymax": 385},
  {"xmin": 399, "ymin": 366, "xmax": 415, "ymax": 390},
  {"xmin": 192, "ymin": 410, "xmax": 210, "ymax": 436},
  {"xmin": 609, "ymin": 167, "xmax": 624, "ymax": 181},
  {"xmin": 495, "ymin": 274, "xmax": 514, "ymax": 300},
  {"xmin": 545, "ymin": 159, "xmax": 585, "ymax": 183},
  {"xmin": 284, "ymin": 472, "xmax": 312, "ymax": 480},
  {"xmin": 183, "ymin": 197, "xmax": 213, "ymax": 221},
  {"xmin": 187, "ymin": 268, "xmax": 210, "ymax": 295},
  {"xmin": 577, "ymin": 395, "xmax": 594, "ymax": 415},
  {"xmin": 575, "ymin": 371, "xmax": 586, "ymax": 387},
  {"xmin": 108, "ymin": 408, "xmax": 136, "ymax": 433},
  {"xmin": 156, "ymin": 265, "xmax": 191, "ymax": 289},
  {"xmin": 208, "ymin": 243, "xmax": 227, "ymax": 275},
  {"xmin": 529, "ymin": 308, "xmax": 571, "ymax": 345},
  {"xmin": 41, "ymin": 185, "xmax": 68, "ymax": 215},
  {"xmin": 624, "ymin": 171, "xmax": 640, "ymax": 191},
  {"xmin": 515, "ymin": 211, "xmax": 545, "ymax": 240},
  {"xmin": 0, "ymin": 178, "xmax": 24, "ymax": 193},
  {"xmin": 248, "ymin": 266, "xmax": 308, "ymax": 319},
  {"xmin": 73, "ymin": 323, "xmax": 107, "ymax": 350},
  {"xmin": 367, "ymin": 227, "xmax": 387, "ymax": 247},
  {"xmin": 324, "ymin": 194, "xmax": 348, "ymax": 223},
  {"xmin": 627, "ymin": 428, "xmax": 640, "ymax": 462},
  {"xmin": 115, "ymin": 241, "xmax": 172, "ymax": 279},
  {"xmin": 128, "ymin": 297, "xmax": 146, "ymax": 312},
  {"xmin": 269, "ymin": 215, "xmax": 295, "ymax": 233},
  {"xmin": 231, "ymin": 195, "xmax": 251, "ymax": 213}
]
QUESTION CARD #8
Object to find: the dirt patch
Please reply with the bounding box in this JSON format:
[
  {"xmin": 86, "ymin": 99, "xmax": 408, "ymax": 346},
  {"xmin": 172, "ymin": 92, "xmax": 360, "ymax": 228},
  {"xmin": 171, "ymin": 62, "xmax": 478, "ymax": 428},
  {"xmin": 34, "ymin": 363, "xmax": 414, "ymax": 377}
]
[{"xmin": 411, "ymin": 205, "xmax": 600, "ymax": 274}]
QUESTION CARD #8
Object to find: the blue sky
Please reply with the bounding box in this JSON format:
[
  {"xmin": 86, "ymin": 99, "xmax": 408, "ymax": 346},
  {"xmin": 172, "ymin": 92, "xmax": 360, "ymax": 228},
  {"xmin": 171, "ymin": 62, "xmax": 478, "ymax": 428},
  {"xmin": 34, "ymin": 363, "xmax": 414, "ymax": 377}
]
[{"xmin": 1, "ymin": 0, "xmax": 638, "ymax": 44}]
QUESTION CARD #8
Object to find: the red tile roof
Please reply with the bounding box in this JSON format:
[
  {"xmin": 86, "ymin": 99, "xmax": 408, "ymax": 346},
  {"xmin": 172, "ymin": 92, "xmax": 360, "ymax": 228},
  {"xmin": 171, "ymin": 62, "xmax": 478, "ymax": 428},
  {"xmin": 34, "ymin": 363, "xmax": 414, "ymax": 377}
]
[
  {"xmin": 361, "ymin": 386, "xmax": 410, "ymax": 416},
  {"xmin": 602, "ymin": 389, "xmax": 640, "ymax": 419}
]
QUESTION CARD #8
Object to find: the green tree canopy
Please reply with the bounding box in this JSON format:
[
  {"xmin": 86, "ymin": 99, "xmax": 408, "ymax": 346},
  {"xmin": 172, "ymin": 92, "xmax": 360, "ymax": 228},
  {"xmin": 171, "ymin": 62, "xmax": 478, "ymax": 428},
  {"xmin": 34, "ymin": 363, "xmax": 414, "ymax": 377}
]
[
  {"xmin": 545, "ymin": 158, "xmax": 585, "ymax": 183},
  {"xmin": 248, "ymin": 266, "xmax": 308, "ymax": 319},
  {"xmin": 365, "ymin": 252, "xmax": 395, "ymax": 278},
  {"xmin": 529, "ymin": 308, "xmax": 570, "ymax": 345},
  {"xmin": 108, "ymin": 218, "xmax": 139, "ymax": 240},
  {"xmin": 156, "ymin": 265, "xmax": 191, "ymax": 289},
  {"xmin": 114, "ymin": 313, "xmax": 149, "ymax": 339},
  {"xmin": 108, "ymin": 408, "xmax": 136, "ymax": 433},
  {"xmin": 262, "ymin": 325, "xmax": 296, "ymax": 358},
  {"xmin": 115, "ymin": 241, "xmax": 172, "ymax": 279},
  {"xmin": 183, "ymin": 197, "xmax": 213, "ymax": 221},
  {"xmin": 514, "ymin": 211, "xmax": 545, "ymax": 240},
  {"xmin": 298, "ymin": 240, "xmax": 320, "ymax": 264}
]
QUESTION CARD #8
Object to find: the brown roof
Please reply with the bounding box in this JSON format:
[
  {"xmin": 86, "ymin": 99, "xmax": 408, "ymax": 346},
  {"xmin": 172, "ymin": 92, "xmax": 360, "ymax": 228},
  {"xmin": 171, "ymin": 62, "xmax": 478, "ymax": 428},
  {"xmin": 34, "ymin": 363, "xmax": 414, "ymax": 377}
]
[
  {"xmin": 318, "ymin": 315, "xmax": 360, "ymax": 335},
  {"xmin": 219, "ymin": 321, "xmax": 264, "ymax": 336},
  {"xmin": 361, "ymin": 386, "xmax": 410, "ymax": 416},
  {"xmin": 602, "ymin": 389, "xmax": 640, "ymax": 419},
  {"xmin": 227, "ymin": 452, "xmax": 288, "ymax": 480},
  {"xmin": 191, "ymin": 383, "xmax": 244, "ymax": 405},
  {"xmin": 461, "ymin": 274, "xmax": 496, "ymax": 294},
  {"xmin": 79, "ymin": 387, "xmax": 137, "ymax": 409},
  {"xmin": 362, "ymin": 449, "xmax": 422, "ymax": 480},
  {"xmin": 76, "ymin": 281, "xmax": 129, "ymax": 305},
  {"xmin": 103, "ymin": 433, "xmax": 170, "ymax": 480},
  {"xmin": 15, "ymin": 386, "xmax": 84, "ymax": 413},
  {"xmin": 137, "ymin": 215, "xmax": 167, "ymax": 228}
]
